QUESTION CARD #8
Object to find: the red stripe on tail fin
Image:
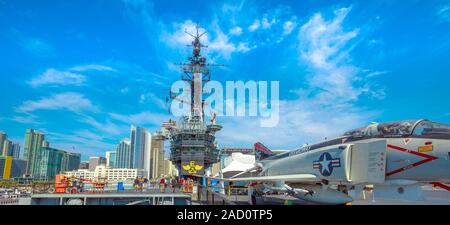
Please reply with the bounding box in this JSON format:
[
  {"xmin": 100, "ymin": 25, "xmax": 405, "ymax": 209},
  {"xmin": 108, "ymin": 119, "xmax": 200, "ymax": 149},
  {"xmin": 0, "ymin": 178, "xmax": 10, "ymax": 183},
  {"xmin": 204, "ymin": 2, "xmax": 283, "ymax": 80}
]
[
  {"xmin": 254, "ymin": 142, "xmax": 274, "ymax": 161},
  {"xmin": 254, "ymin": 142, "xmax": 273, "ymax": 154}
]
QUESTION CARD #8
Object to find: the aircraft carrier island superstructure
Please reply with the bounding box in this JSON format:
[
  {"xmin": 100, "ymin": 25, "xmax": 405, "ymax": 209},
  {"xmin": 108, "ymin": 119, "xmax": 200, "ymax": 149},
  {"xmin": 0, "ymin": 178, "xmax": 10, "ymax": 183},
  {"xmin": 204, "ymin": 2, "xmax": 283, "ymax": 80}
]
[{"xmin": 165, "ymin": 25, "xmax": 223, "ymax": 176}]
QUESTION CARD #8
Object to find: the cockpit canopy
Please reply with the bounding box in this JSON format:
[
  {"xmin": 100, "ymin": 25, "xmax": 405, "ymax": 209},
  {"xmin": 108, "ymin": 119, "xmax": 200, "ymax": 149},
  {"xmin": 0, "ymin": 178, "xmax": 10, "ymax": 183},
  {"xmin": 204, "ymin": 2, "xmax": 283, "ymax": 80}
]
[
  {"xmin": 412, "ymin": 120, "xmax": 450, "ymax": 136},
  {"xmin": 343, "ymin": 120, "xmax": 450, "ymax": 138}
]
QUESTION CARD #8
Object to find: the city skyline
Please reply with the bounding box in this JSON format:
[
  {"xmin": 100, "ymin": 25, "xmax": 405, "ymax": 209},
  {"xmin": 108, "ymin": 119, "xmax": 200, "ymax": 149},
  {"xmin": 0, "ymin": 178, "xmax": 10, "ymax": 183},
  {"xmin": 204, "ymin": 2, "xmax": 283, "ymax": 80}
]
[
  {"xmin": 0, "ymin": 124, "xmax": 158, "ymax": 161},
  {"xmin": 1, "ymin": 0, "xmax": 450, "ymax": 159}
]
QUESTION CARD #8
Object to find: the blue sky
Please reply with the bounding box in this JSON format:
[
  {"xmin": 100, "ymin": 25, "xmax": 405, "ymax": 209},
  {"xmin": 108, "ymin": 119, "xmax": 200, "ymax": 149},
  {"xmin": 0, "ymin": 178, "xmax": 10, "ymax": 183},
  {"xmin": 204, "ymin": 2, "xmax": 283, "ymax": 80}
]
[{"xmin": 1, "ymin": 0, "xmax": 450, "ymax": 160}]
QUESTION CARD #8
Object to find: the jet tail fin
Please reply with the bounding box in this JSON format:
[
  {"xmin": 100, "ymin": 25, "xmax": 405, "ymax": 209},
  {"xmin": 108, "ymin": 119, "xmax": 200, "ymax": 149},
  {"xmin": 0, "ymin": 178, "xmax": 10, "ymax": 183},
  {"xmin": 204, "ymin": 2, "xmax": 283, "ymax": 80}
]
[{"xmin": 254, "ymin": 142, "xmax": 274, "ymax": 161}]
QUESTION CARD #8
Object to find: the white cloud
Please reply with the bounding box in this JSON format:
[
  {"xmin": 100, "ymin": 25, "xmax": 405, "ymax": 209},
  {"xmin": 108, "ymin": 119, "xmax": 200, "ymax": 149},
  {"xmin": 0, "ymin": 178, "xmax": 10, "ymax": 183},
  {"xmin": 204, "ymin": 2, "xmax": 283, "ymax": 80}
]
[
  {"xmin": 120, "ymin": 87, "xmax": 129, "ymax": 94},
  {"xmin": 208, "ymin": 32, "xmax": 236, "ymax": 57},
  {"xmin": 16, "ymin": 92, "xmax": 97, "ymax": 113},
  {"xmin": 208, "ymin": 26, "xmax": 243, "ymax": 60},
  {"xmin": 162, "ymin": 20, "xmax": 252, "ymax": 60},
  {"xmin": 109, "ymin": 111, "xmax": 168, "ymax": 127},
  {"xmin": 298, "ymin": 7, "xmax": 363, "ymax": 101},
  {"xmin": 368, "ymin": 39, "xmax": 382, "ymax": 46},
  {"xmin": 22, "ymin": 38, "xmax": 54, "ymax": 56},
  {"xmin": 69, "ymin": 64, "xmax": 117, "ymax": 72},
  {"xmin": 28, "ymin": 64, "xmax": 116, "ymax": 87},
  {"xmin": 224, "ymin": 5, "xmax": 298, "ymax": 45},
  {"xmin": 282, "ymin": 20, "xmax": 296, "ymax": 35},
  {"xmin": 437, "ymin": 4, "xmax": 450, "ymax": 22},
  {"xmin": 161, "ymin": 20, "xmax": 197, "ymax": 48},
  {"xmin": 261, "ymin": 16, "xmax": 276, "ymax": 29},
  {"xmin": 72, "ymin": 130, "xmax": 105, "ymax": 141},
  {"xmin": 78, "ymin": 115, "xmax": 126, "ymax": 136},
  {"xmin": 139, "ymin": 92, "xmax": 166, "ymax": 108},
  {"xmin": 217, "ymin": 99, "xmax": 375, "ymax": 149},
  {"xmin": 221, "ymin": 1, "xmax": 245, "ymax": 13},
  {"xmin": 29, "ymin": 68, "xmax": 85, "ymax": 87},
  {"xmin": 122, "ymin": 0, "xmax": 156, "ymax": 32},
  {"xmin": 289, "ymin": 7, "xmax": 382, "ymax": 140},
  {"xmin": 215, "ymin": 7, "xmax": 384, "ymax": 149},
  {"xmin": 364, "ymin": 70, "xmax": 390, "ymax": 78},
  {"xmin": 229, "ymin": 26, "xmax": 243, "ymax": 36},
  {"xmin": 248, "ymin": 19, "xmax": 260, "ymax": 32},
  {"xmin": 236, "ymin": 42, "xmax": 251, "ymax": 52},
  {"xmin": 45, "ymin": 129, "xmax": 117, "ymax": 157},
  {"xmin": 11, "ymin": 114, "xmax": 43, "ymax": 125}
]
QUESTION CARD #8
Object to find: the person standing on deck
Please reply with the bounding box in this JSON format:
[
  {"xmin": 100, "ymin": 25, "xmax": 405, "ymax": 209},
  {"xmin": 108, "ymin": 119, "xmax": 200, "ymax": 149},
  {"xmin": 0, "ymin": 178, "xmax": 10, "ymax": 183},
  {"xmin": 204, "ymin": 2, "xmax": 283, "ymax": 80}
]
[
  {"xmin": 159, "ymin": 176, "xmax": 166, "ymax": 193},
  {"xmin": 133, "ymin": 177, "xmax": 139, "ymax": 192}
]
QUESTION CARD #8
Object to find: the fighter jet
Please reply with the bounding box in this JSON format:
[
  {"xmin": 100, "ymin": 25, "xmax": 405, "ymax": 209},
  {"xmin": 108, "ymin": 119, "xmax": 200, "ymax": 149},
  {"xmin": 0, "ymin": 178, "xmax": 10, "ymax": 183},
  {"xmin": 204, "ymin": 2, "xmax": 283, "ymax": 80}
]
[{"xmin": 208, "ymin": 119, "xmax": 450, "ymax": 204}]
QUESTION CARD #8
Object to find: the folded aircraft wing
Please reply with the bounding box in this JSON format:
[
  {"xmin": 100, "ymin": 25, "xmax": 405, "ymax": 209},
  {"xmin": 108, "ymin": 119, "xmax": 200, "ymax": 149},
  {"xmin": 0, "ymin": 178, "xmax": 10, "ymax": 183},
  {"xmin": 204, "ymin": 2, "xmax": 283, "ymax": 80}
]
[{"xmin": 203, "ymin": 174, "xmax": 318, "ymax": 182}]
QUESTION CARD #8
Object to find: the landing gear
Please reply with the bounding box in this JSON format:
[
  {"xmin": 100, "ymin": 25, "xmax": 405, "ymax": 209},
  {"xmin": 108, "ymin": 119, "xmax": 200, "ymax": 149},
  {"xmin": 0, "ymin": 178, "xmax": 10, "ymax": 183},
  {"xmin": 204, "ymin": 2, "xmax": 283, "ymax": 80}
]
[{"xmin": 337, "ymin": 185, "xmax": 349, "ymax": 195}]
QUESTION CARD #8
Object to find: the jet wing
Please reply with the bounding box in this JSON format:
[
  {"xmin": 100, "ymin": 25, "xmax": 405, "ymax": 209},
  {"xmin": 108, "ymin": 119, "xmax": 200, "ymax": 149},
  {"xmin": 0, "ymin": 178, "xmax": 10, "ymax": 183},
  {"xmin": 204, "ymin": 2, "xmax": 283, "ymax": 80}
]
[{"xmin": 201, "ymin": 174, "xmax": 318, "ymax": 182}]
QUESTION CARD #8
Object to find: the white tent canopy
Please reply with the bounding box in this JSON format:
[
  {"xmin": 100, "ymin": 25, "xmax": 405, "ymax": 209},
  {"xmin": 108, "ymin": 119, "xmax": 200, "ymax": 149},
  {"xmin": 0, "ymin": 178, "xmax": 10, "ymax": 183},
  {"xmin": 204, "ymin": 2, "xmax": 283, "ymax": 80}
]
[{"xmin": 216, "ymin": 153, "xmax": 255, "ymax": 176}]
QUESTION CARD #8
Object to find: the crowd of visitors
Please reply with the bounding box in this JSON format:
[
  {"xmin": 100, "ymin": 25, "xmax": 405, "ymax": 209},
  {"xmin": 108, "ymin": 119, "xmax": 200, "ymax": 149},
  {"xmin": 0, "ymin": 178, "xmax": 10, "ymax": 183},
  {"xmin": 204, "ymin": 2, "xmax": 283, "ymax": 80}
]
[
  {"xmin": 132, "ymin": 177, "xmax": 149, "ymax": 192},
  {"xmin": 132, "ymin": 176, "xmax": 196, "ymax": 193}
]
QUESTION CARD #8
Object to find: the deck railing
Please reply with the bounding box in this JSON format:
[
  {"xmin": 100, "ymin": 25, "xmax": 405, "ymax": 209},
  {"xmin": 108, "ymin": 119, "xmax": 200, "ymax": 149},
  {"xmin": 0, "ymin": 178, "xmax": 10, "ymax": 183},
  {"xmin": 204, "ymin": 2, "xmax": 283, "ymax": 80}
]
[{"xmin": 0, "ymin": 198, "xmax": 19, "ymax": 205}]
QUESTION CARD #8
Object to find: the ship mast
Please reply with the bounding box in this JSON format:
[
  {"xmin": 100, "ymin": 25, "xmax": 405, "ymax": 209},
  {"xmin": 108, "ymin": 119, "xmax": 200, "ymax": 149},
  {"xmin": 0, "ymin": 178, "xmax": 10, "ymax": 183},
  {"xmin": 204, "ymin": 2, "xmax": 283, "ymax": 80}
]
[{"xmin": 171, "ymin": 24, "xmax": 223, "ymax": 121}]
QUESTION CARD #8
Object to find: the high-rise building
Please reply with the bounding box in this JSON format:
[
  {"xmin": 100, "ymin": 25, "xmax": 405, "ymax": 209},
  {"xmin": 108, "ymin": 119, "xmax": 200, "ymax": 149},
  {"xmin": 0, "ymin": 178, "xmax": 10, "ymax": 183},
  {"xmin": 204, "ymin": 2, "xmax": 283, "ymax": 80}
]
[
  {"xmin": 0, "ymin": 132, "xmax": 20, "ymax": 158},
  {"xmin": 11, "ymin": 142, "xmax": 20, "ymax": 159},
  {"xmin": 62, "ymin": 152, "xmax": 81, "ymax": 172},
  {"xmin": 42, "ymin": 140, "xmax": 50, "ymax": 148},
  {"xmin": 0, "ymin": 156, "xmax": 27, "ymax": 179},
  {"xmin": 2, "ymin": 140, "xmax": 12, "ymax": 156},
  {"xmin": 163, "ymin": 159, "xmax": 178, "ymax": 177},
  {"xmin": 106, "ymin": 151, "xmax": 116, "ymax": 168},
  {"xmin": 35, "ymin": 147, "xmax": 64, "ymax": 180},
  {"xmin": 35, "ymin": 147, "xmax": 81, "ymax": 180},
  {"xmin": 0, "ymin": 156, "xmax": 12, "ymax": 179},
  {"xmin": 130, "ymin": 125, "xmax": 151, "ymax": 171},
  {"xmin": 88, "ymin": 156, "xmax": 106, "ymax": 171},
  {"xmin": 10, "ymin": 159, "xmax": 27, "ymax": 178},
  {"xmin": 150, "ymin": 134, "xmax": 165, "ymax": 179},
  {"xmin": 78, "ymin": 161, "xmax": 89, "ymax": 169},
  {"xmin": 23, "ymin": 129, "xmax": 46, "ymax": 176},
  {"xmin": 116, "ymin": 138, "xmax": 131, "ymax": 168},
  {"xmin": 210, "ymin": 162, "xmax": 221, "ymax": 177},
  {"xmin": 0, "ymin": 131, "xmax": 6, "ymax": 156},
  {"xmin": 144, "ymin": 131, "xmax": 151, "ymax": 179}
]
